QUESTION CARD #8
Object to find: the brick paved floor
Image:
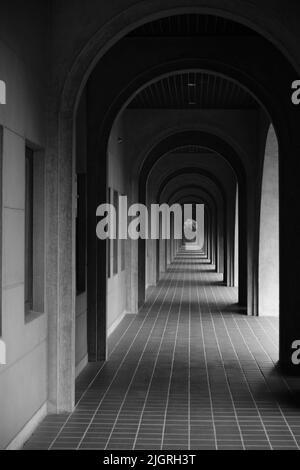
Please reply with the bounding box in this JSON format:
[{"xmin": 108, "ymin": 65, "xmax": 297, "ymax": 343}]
[{"xmin": 24, "ymin": 248, "xmax": 300, "ymax": 450}]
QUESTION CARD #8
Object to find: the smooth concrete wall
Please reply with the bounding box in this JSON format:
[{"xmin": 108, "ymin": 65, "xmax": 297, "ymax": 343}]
[
  {"xmin": 146, "ymin": 239, "xmax": 157, "ymax": 288},
  {"xmin": 234, "ymin": 186, "xmax": 239, "ymax": 288},
  {"xmin": 123, "ymin": 109, "xmax": 255, "ymax": 299},
  {"xmin": 107, "ymin": 116, "xmax": 128, "ymax": 330},
  {"xmin": 259, "ymin": 125, "xmax": 279, "ymax": 316},
  {"xmin": 49, "ymin": 0, "xmax": 300, "ymax": 120},
  {"xmin": 0, "ymin": 1, "xmax": 48, "ymax": 449},
  {"xmin": 75, "ymin": 293, "xmax": 87, "ymax": 375},
  {"xmin": 75, "ymin": 91, "xmax": 88, "ymax": 373}
]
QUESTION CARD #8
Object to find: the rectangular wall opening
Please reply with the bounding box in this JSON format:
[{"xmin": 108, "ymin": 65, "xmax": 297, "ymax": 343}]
[
  {"xmin": 76, "ymin": 174, "xmax": 87, "ymax": 295},
  {"xmin": 25, "ymin": 146, "xmax": 45, "ymax": 321}
]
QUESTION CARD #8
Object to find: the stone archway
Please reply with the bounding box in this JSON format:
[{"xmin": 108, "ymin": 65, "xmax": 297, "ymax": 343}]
[
  {"xmin": 137, "ymin": 132, "xmax": 247, "ymax": 312},
  {"xmin": 48, "ymin": 6, "xmax": 300, "ymax": 413},
  {"xmin": 259, "ymin": 125, "xmax": 279, "ymax": 317}
]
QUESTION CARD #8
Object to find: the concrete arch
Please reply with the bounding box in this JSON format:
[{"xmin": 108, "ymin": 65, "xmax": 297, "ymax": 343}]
[
  {"xmin": 157, "ymin": 177, "xmax": 224, "ymax": 275},
  {"xmin": 154, "ymin": 186, "xmax": 219, "ymax": 283},
  {"xmin": 259, "ymin": 125, "xmax": 279, "ymax": 317},
  {"xmin": 167, "ymin": 186, "xmax": 218, "ymax": 208},
  {"xmin": 130, "ymin": 119, "xmax": 254, "ymax": 185},
  {"xmin": 136, "ymin": 131, "xmax": 245, "ymax": 306},
  {"xmin": 48, "ymin": 6, "xmax": 300, "ymax": 413},
  {"xmin": 153, "ymin": 193, "xmax": 214, "ymax": 280},
  {"xmin": 156, "ymin": 168, "xmax": 228, "ymax": 204},
  {"xmin": 171, "ymin": 195, "xmax": 214, "ymax": 256},
  {"xmin": 58, "ymin": 2, "xmax": 299, "ymax": 117},
  {"xmin": 139, "ymin": 156, "xmax": 242, "ymax": 309},
  {"xmin": 139, "ymin": 132, "xmax": 245, "ymax": 198},
  {"xmin": 167, "ymin": 188, "xmax": 219, "ymax": 267},
  {"xmin": 173, "ymin": 196, "xmax": 213, "ymax": 257},
  {"xmin": 158, "ymin": 175, "xmax": 224, "ymax": 213},
  {"xmin": 85, "ymin": 33, "xmax": 292, "ymax": 365},
  {"xmin": 145, "ymin": 178, "xmax": 223, "ymax": 292}
]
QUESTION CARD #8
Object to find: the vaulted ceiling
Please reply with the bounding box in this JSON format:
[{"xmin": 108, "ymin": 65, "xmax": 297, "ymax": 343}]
[
  {"xmin": 171, "ymin": 146, "xmax": 215, "ymax": 155},
  {"xmin": 128, "ymin": 72, "xmax": 258, "ymax": 109},
  {"xmin": 128, "ymin": 14, "xmax": 256, "ymax": 37}
]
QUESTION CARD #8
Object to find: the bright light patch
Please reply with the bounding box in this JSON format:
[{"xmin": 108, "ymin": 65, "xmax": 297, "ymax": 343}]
[
  {"xmin": 0, "ymin": 339, "xmax": 6, "ymax": 365},
  {"xmin": 0, "ymin": 80, "xmax": 6, "ymax": 104}
]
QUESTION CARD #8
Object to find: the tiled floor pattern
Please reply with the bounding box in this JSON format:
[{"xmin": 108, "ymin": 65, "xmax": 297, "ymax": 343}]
[{"xmin": 24, "ymin": 248, "xmax": 300, "ymax": 450}]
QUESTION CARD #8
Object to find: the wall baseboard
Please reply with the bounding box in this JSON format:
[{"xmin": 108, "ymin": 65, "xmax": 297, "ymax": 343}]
[
  {"xmin": 75, "ymin": 354, "xmax": 88, "ymax": 378},
  {"xmin": 107, "ymin": 311, "xmax": 128, "ymax": 337},
  {"xmin": 76, "ymin": 312, "xmax": 133, "ymax": 380},
  {"xmin": 6, "ymin": 402, "xmax": 47, "ymax": 450},
  {"xmin": 6, "ymin": 312, "xmax": 135, "ymax": 450}
]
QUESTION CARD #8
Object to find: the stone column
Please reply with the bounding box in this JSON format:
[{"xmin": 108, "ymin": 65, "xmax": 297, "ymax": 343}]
[
  {"xmin": 47, "ymin": 112, "xmax": 75, "ymax": 413},
  {"xmin": 279, "ymin": 136, "xmax": 300, "ymax": 371},
  {"xmin": 259, "ymin": 125, "xmax": 279, "ymax": 316}
]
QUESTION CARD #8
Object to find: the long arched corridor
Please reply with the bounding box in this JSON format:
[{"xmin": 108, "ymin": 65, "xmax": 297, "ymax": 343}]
[
  {"xmin": 2, "ymin": 1, "xmax": 300, "ymax": 453},
  {"xmin": 24, "ymin": 246, "xmax": 300, "ymax": 451}
]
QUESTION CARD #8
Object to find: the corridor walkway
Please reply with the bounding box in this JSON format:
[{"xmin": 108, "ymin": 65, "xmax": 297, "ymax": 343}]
[{"xmin": 24, "ymin": 248, "xmax": 300, "ymax": 450}]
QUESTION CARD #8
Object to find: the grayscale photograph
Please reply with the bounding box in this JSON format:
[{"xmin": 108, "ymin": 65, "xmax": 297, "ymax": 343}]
[{"xmin": 0, "ymin": 0, "xmax": 300, "ymax": 458}]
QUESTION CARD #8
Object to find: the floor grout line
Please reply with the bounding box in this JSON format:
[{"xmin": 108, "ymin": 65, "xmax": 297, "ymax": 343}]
[
  {"xmin": 194, "ymin": 255, "xmax": 218, "ymax": 450},
  {"xmin": 49, "ymin": 260, "xmax": 176, "ymax": 450},
  {"xmin": 213, "ymin": 280, "xmax": 274, "ymax": 449},
  {"xmin": 218, "ymin": 279, "xmax": 299, "ymax": 449},
  {"xmin": 203, "ymin": 269, "xmax": 246, "ymax": 450},
  {"xmin": 24, "ymin": 246, "xmax": 300, "ymax": 451},
  {"xmin": 115, "ymin": 253, "xmax": 183, "ymax": 450},
  {"xmin": 78, "ymin": 265, "xmax": 178, "ymax": 451},
  {"xmin": 160, "ymin": 250, "xmax": 186, "ymax": 450}
]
